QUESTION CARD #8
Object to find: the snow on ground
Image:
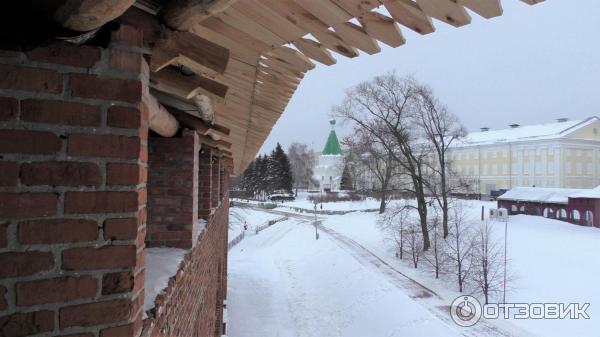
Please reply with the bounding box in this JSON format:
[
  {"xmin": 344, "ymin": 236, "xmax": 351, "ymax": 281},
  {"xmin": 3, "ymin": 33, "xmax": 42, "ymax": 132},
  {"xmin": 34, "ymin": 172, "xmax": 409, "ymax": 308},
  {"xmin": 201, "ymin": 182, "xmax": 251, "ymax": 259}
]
[
  {"xmin": 227, "ymin": 218, "xmax": 464, "ymax": 337},
  {"xmin": 320, "ymin": 201, "xmax": 600, "ymax": 337},
  {"xmin": 228, "ymin": 194, "xmax": 600, "ymax": 336},
  {"xmin": 144, "ymin": 247, "xmax": 188, "ymax": 315}
]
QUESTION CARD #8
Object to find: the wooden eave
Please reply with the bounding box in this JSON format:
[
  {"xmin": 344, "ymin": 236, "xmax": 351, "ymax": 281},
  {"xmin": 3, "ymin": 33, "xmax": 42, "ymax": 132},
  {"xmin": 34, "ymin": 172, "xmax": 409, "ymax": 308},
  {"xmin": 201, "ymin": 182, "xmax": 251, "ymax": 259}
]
[{"xmin": 122, "ymin": 0, "xmax": 544, "ymax": 174}]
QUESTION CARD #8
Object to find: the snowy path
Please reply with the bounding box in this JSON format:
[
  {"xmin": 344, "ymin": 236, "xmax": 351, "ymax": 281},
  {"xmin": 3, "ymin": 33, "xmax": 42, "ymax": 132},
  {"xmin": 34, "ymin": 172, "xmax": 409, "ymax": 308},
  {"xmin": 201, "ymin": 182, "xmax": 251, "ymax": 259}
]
[{"xmin": 228, "ymin": 217, "xmax": 462, "ymax": 337}]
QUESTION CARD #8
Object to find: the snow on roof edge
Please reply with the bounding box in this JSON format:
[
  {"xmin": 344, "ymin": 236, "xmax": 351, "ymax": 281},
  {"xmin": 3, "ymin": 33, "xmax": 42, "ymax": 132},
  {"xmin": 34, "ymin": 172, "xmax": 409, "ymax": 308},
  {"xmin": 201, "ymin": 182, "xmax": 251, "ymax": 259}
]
[{"xmin": 454, "ymin": 116, "xmax": 599, "ymax": 148}]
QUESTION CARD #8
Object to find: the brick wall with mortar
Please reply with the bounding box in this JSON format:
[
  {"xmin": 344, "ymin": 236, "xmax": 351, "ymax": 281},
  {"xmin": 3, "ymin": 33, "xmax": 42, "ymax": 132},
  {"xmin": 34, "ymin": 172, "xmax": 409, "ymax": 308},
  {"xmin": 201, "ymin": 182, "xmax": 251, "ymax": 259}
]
[
  {"xmin": 141, "ymin": 183, "xmax": 229, "ymax": 337},
  {"xmin": 147, "ymin": 130, "xmax": 199, "ymax": 249},
  {"xmin": 211, "ymin": 156, "xmax": 221, "ymax": 208},
  {"xmin": 0, "ymin": 24, "xmax": 148, "ymax": 337},
  {"xmin": 198, "ymin": 147, "xmax": 214, "ymax": 220}
]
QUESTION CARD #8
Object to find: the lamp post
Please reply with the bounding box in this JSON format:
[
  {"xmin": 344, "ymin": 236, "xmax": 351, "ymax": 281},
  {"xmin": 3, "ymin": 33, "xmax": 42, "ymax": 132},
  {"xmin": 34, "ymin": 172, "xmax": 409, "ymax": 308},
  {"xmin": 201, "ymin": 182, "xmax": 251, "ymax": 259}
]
[
  {"xmin": 313, "ymin": 202, "xmax": 319, "ymax": 240},
  {"xmin": 503, "ymin": 216, "xmax": 508, "ymax": 304}
]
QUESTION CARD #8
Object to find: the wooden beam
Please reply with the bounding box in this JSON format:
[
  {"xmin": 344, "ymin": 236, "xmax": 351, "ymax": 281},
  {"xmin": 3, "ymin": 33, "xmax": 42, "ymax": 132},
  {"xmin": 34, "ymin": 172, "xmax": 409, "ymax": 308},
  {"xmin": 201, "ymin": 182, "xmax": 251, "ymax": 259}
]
[
  {"xmin": 43, "ymin": 0, "xmax": 135, "ymax": 31},
  {"xmin": 161, "ymin": 0, "xmax": 237, "ymax": 31},
  {"xmin": 150, "ymin": 66, "xmax": 229, "ymax": 102},
  {"xmin": 231, "ymin": 1, "xmax": 306, "ymax": 42},
  {"xmin": 168, "ymin": 106, "xmax": 231, "ymax": 141},
  {"xmin": 382, "ymin": 0, "xmax": 435, "ymax": 35},
  {"xmin": 331, "ymin": 0, "xmax": 381, "ymax": 17},
  {"xmin": 144, "ymin": 92, "xmax": 179, "ymax": 137},
  {"xmin": 293, "ymin": 0, "xmax": 353, "ymax": 27},
  {"xmin": 259, "ymin": 0, "xmax": 359, "ymax": 58},
  {"xmin": 333, "ymin": 22, "xmax": 380, "ymax": 55},
  {"xmin": 216, "ymin": 7, "xmax": 287, "ymax": 47},
  {"xmin": 151, "ymin": 30, "xmax": 230, "ymax": 77},
  {"xmin": 458, "ymin": 0, "xmax": 503, "ymax": 19},
  {"xmin": 311, "ymin": 29, "xmax": 359, "ymax": 58},
  {"xmin": 260, "ymin": 56, "xmax": 308, "ymax": 76},
  {"xmin": 415, "ymin": 0, "xmax": 472, "ymax": 27},
  {"xmin": 292, "ymin": 39, "xmax": 337, "ymax": 66},
  {"xmin": 265, "ymin": 47, "xmax": 316, "ymax": 71},
  {"xmin": 359, "ymin": 12, "xmax": 405, "ymax": 48}
]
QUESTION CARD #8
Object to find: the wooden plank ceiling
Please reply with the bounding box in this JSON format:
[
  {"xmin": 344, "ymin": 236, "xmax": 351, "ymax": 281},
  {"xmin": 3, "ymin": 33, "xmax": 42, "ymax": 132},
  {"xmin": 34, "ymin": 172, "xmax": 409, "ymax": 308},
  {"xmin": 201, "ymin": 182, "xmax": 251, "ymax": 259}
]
[{"xmin": 141, "ymin": 0, "xmax": 544, "ymax": 174}]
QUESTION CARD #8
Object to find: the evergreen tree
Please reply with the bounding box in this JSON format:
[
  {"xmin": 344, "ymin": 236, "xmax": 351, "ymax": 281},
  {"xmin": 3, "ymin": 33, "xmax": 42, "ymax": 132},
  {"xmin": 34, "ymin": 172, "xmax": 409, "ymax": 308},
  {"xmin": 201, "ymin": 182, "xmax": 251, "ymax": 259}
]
[
  {"xmin": 240, "ymin": 159, "xmax": 257, "ymax": 198},
  {"xmin": 340, "ymin": 164, "xmax": 354, "ymax": 190},
  {"xmin": 269, "ymin": 143, "xmax": 294, "ymax": 192},
  {"xmin": 256, "ymin": 154, "xmax": 271, "ymax": 199}
]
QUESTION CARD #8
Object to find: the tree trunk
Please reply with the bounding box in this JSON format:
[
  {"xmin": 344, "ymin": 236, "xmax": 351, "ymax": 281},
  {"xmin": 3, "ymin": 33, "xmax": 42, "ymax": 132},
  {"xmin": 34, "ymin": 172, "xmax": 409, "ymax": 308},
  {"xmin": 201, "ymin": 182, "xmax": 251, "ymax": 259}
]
[
  {"xmin": 440, "ymin": 161, "xmax": 449, "ymax": 238},
  {"xmin": 418, "ymin": 201, "xmax": 430, "ymax": 251},
  {"xmin": 379, "ymin": 189, "xmax": 386, "ymax": 214}
]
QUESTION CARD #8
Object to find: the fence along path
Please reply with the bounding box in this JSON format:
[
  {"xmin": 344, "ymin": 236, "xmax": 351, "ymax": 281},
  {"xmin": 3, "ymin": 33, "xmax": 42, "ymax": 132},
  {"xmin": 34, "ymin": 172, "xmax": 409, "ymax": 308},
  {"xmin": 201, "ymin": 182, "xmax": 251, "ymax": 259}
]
[{"xmin": 227, "ymin": 216, "xmax": 288, "ymax": 251}]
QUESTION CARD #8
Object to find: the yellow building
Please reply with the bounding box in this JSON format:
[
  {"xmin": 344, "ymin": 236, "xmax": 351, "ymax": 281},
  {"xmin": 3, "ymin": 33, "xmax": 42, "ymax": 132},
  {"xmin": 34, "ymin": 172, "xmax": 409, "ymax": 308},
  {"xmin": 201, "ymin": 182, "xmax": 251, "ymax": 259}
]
[{"xmin": 449, "ymin": 117, "xmax": 600, "ymax": 195}]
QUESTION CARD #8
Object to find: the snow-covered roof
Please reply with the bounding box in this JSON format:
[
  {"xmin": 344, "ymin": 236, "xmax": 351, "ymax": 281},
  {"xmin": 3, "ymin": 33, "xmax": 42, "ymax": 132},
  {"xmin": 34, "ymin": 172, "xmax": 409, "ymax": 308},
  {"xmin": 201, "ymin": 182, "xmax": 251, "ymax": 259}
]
[
  {"xmin": 455, "ymin": 117, "xmax": 598, "ymax": 147},
  {"xmin": 499, "ymin": 186, "xmax": 600, "ymax": 204},
  {"xmin": 570, "ymin": 186, "xmax": 600, "ymax": 199}
]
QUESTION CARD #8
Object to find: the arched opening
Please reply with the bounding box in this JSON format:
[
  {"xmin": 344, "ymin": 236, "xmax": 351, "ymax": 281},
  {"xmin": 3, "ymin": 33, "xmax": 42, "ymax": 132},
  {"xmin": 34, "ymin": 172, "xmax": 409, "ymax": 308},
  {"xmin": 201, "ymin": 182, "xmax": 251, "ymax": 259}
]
[
  {"xmin": 585, "ymin": 210, "xmax": 594, "ymax": 226},
  {"xmin": 571, "ymin": 209, "xmax": 581, "ymax": 223},
  {"xmin": 543, "ymin": 208, "xmax": 553, "ymax": 218},
  {"xmin": 557, "ymin": 209, "xmax": 567, "ymax": 219},
  {"xmin": 511, "ymin": 204, "xmax": 518, "ymax": 213},
  {"xmin": 519, "ymin": 205, "xmax": 525, "ymax": 213}
]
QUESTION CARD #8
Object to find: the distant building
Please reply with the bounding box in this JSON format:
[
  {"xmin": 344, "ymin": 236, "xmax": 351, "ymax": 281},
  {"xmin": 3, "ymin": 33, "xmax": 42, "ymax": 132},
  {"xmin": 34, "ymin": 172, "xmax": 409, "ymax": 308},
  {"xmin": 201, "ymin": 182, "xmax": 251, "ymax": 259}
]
[
  {"xmin": 449, "ymin": 117, "xmax": 600, "ymax": 195},
  {"xmin": 497, "ymin": 186, "xmax": 600, "ymax": 228},
  {"xmin": 313, "ymin": 119, "xmax": 344, "ymax": 192}
]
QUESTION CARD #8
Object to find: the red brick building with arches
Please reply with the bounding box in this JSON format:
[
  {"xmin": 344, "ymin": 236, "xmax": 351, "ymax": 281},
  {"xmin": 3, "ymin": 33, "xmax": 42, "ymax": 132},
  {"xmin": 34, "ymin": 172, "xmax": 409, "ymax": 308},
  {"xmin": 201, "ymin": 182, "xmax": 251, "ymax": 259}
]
[{"xmin": 498, "ymin": 187, "xmax": 600, "ymax": 228}]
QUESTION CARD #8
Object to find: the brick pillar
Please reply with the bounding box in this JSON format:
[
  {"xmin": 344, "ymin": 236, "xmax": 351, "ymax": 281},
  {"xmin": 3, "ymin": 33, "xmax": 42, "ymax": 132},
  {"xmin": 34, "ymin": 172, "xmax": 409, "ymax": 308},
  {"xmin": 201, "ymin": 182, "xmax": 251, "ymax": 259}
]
[
  {"xmin": 198, "ymin": 147, "xmax": 213, "ymax": 220},
  {"xmin": 147, "ymin": 129, "xmax": 199, "ymax": 248},
  {"xmin": 0, "ymin": 25, "xmax": 147, "ymax": 337},
  {"xmin": 211, "ymin": 156, "xmax": 221, "ymax": 207}
]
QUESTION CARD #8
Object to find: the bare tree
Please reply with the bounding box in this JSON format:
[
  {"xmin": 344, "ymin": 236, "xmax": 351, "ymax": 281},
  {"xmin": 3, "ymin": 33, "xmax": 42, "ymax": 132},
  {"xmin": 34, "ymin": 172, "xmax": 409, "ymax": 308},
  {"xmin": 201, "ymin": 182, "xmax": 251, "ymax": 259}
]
[
  {"xmin": 422, "ymin": 209, "xmax": 448, "ymax": 279},
  {"xmin": 415, "ymin": 85, "xmax": 466, "ymax": 239},
  {"xmin": 379, "ymin": 201, "xmax": 411, "ymax": 260},
  {"xmin": 333, "ymin": 73, "xmax": 432, "ymax": 250},
  {"xmin": 445, "ymin": 202, "xmax": 476, "ymax": 292},
  {"xmin": 288, "ymin": 142, "xmax": 316, "ymax": 194},
  {"xmin": 404, "ymin": 217, "xmax": 423, "ymax": 268},
  {"xmin": 342, "ymin": 127, "xmax": 398, "ymax": 213},
  {"xmin": 471, "ymin": 220, "xmax": 506, "ymax": 304}
]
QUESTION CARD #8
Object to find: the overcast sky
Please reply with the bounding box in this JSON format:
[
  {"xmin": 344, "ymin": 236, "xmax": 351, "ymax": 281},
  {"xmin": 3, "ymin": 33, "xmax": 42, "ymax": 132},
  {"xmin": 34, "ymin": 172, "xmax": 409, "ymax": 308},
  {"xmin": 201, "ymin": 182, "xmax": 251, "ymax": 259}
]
[{"xmin": 259, "ymin": 0, "xmax": 600, "ymax": 155}]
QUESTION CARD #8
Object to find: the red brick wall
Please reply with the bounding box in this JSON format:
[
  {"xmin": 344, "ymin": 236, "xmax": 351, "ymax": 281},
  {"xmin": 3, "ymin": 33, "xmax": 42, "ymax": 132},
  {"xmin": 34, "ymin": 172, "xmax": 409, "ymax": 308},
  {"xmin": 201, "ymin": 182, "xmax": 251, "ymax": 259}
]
[
  {"xmin": 147, "ymin": 130, "xmax": 199, "ymax": 248},
  {"xmin": 141, "ymin": 188, "xmax": 229, "ymax": 337},
  {"xmin": 198, "ymin": 148, "xmax": 214, "ymax": 220},
  {"xmin": 0, "ymin": 25, "xmax": 147, "ymax": 337},
  {"xmin": 211, "ymin": 157, "xmax": 221, "ymax": 207}
]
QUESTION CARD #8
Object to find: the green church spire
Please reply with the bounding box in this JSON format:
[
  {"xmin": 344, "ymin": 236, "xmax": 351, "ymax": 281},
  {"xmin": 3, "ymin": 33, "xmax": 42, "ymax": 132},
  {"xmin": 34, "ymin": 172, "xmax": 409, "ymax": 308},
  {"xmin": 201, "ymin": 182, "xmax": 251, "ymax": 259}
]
[{"xmin": 322, "ymin": 119, "xmax": 342, "ymax": 155}]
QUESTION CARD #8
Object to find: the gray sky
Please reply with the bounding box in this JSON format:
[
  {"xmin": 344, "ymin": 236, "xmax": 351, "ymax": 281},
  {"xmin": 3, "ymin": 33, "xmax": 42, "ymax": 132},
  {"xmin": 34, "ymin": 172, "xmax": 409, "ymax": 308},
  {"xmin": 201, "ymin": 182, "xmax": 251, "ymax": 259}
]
[{"xmin": 259, "ymin": 0, "xmax": 600, "ymax": 155}]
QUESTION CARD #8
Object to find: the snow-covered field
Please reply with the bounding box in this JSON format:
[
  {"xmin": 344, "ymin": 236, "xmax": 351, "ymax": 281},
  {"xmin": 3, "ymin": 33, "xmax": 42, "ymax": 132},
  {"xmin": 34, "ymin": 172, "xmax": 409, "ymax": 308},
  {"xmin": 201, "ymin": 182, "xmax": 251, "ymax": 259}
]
[
  {"xmin": 322, "ymin": 203, "xmax": 600, "ymax": 337},
  {"xmin": 228, "ymin": 199, "xmax": 600, "ymax": 337}
]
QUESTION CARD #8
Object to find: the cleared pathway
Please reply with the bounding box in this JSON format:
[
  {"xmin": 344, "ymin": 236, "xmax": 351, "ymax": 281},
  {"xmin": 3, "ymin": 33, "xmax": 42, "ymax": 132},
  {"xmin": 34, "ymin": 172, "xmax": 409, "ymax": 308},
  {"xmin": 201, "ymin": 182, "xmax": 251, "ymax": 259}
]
[{"xmin": 227, "ymin": 217, "xmax": 465, "ymax": 337}]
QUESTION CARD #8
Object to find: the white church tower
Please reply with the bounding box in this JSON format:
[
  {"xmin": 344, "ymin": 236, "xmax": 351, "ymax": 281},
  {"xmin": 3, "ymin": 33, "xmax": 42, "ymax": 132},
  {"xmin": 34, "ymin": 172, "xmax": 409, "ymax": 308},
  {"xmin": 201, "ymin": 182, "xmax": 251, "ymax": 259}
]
[{"xmin": 313, "ymin": 119, "xmax": 344, "ymax": 192}]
